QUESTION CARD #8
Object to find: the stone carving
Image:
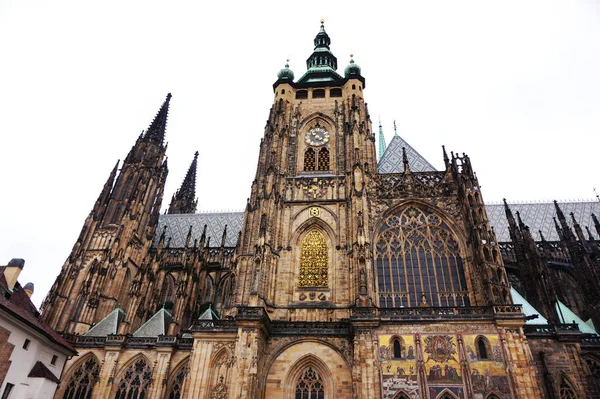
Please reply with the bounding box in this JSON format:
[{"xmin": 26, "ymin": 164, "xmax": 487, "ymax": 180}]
[{"xmin": 210, "ymin": 376, "xmax": 227, "ymax": 399}]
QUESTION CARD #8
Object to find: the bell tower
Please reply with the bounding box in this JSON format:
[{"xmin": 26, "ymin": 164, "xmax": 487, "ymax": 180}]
[{"xmin": 234, "ymin": 20, "xmax": 375, "ymax": 321}]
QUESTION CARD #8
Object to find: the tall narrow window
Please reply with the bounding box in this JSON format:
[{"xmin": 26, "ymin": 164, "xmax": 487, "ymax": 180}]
[
  {"xmin": 375, "ymin": 207, "xmax": 469, "ymax": 308},
  {"xmin": 476, "ymin": 337, "xmax": 489, "ymax": 360},
  {"xmin": 317, "ymin": 148, "xmax": 330, "ymax": 171},
  {"xmin": 114, "ymin": 358, "xmax": 152, "ymax": 399},
  {"xmin": 299, "ymin": 231, "xmax": 328, "ymax": 288},
  {"xmin": 295, "ymin": 367, "xmax": 325, "ymax": 399},
  {"xmin": 393, "ymin": 339, "xmax": 402, "ymax": 359},
  {"xmin": 1, "ymin": 383, "xmax": 14, "ymax": 399},
  {"xmin": 160, "ymin": 273, "xmax": 176, "ymax": 308},
  {"xmin": 62, "ymin": 356, "xmax": 100, "ymax": 399},
  {"xmin": 304, "ymin": 148, "xmax": 316, "ymax": 171}
]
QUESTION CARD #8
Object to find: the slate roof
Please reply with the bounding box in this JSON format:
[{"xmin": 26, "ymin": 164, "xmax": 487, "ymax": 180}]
[
  {"xmin": 0, "ymin": 267, "xmax": 75, "ymax": 354},
  {"xmin": 510, "ymin": 287, "xmax": 548, "ymax": 325},
  {"xmin": 486, "ymin": 201, "xmax": 600, "ymax": 242},
  {"xmin": 84, "ymin": 308, "xmax": 126, "ymax": 337},
  {"xmin": 133, "ymin": 308, "xmax": 173, "ymax": 337},
  {"xmin": 155, "ymin": 212, "xmax": 244, "ymax": 248},
  {"xmin": 378, "ymin": 135, "xmax": 437, "ymax": 174}
]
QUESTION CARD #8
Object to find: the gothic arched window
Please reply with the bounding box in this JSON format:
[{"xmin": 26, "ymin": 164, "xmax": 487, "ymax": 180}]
[
  {"xmin": 304, "ymin": 148, "xmax": 316, "ymax": 171},
  {"xmin": 166, "ymin": 361, "xmax": 189, "ymax": 399},
  {"xmin": 160, "ymin": 273, "xmax": 176, "ymax": 308},
  {"xmin": 114, "ymin": 358, "xmax": 153, "ymax": 399},
  {"xmin": 317, "ymin": 148, "xmax": 330, "ymax": 171},
  {"xmin": 299, "ymin": 230, "xmax": 328, "ymax": 288},
  {"xmin": 475, "ymin": 336, "xmax": 490, "ymax": 360},
  {"xmin": 295, "ymin": 367, "xmax": 325, "ymax": 399},
  {"xmin": 559, "ymin": 377, "xmax": 578, "ymax": 399},
  {"xmin": 584, "ymin": 356, "xmax": 600, "ymax": 382},
  {"xmin": 62, "ymin": 356, "xmax": 100, "ymax": 399},
  {"xmin": 375, "ymin": 207, "xmax": 470, "ymax": 308},
  {"xmin": 392, "ymin": 338, "xmax": 403, "ymax": 359}
]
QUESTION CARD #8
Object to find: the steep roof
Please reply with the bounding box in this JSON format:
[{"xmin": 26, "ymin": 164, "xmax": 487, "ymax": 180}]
[
  {"xmin": 486, "ymin": 201, "xmax": 600, "ymax": 242},
  {"xmin": 132, "ymin": 308, "xmax": 173, "ymax": 337},
  {"xmin": 155, "ymin": 212, "xmax": 243, "ymax": 248},
  {"xmin": 378, "ymin": 135, "xmax": 437, "ymax": 173},
  {"xmin": 510, "ymin": 287, "xmax": 548, "ymax": 325},
  {"xmin": 84, "ymin": 308, "xmax": 126, "ymax": 337},
  {"xmin": 0, "ymin": 267, "xmax": 75, "ymax": 354}
]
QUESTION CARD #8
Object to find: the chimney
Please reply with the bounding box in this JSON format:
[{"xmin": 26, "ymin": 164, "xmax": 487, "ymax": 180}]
[
  {"xmin": 3, "ymin": 258, "xmax": 25, "ymax": 291},
  {"xmin": 23, "ymin": 282, "xmax": 34, "ymax": 298}
]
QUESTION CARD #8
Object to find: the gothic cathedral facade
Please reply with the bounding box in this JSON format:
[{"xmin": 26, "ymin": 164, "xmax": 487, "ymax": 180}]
[{"xmin": 42, "ymin": 23, "xmax": 600, "ymax": 399}]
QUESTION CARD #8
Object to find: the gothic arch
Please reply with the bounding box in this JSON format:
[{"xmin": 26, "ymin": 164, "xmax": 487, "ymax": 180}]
[
  {"xmin": 435, "ymin": 389, "xmax": 459, "ymax": 399},
  {"xmin": 392, "ymin": 393, "xmax": 411, "ymax": 399},
  {"xmin": 389, "ymin": 335, "xmax": 405, "ymax": 359},
  {"xmin": 207, "ymin": 346, "xmax": 235, "ymax": 399},
  {"xmin": 165, "ymin": 357, "xmax": 190, "ymax": 399},
  {"xmin": 59, "ymin": 352, "xmax": 101, "ymax": 399},
  {"xmin": 583, "ymin": 354, "xmax": 600, "ymax": 381},
  {"xmin": 298, "ymin": 113, "xmax": 336, "ymax": 132},
  {"xmin": 373, "ymin": 202, "xmax": 472, "ymax": 308},
  {"xmin": 557, "ymin": 373, "xmax": 580, "ymax": 399},
  {"xmin": 475, "ymin": 335, "xmax": 492, "ymax": 360},
  {"xmin": 284, "ymin": 354, "xmax": 332, "ymax": 399},
  {"xmin": 111, "ymin": 354, "xmax": 153, "ymax": 399},
  {"xmin": 290, "ymin": 215, "xmax": 337, "ymax": 249},
  {"xmin": 291, "ymin": 205, "xmax": 339, "ymax": 227}
]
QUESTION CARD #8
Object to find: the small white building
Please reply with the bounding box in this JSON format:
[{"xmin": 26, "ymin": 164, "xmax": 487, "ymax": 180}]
[{"xmin": 0, "ymin": 259, "xmax": 76, "ymax": 399}]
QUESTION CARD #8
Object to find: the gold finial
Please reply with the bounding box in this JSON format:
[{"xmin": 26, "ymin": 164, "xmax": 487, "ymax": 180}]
[
  {"xmin": 320, "ymin": 18, "xmax": 324, "ymax": 25},
  {"xmin": 286, "ymin": 58, "xmax": 290, "ymax": 63},
  {"xmin": 350, "ymin": 53, "xmax": 354, "ymax": 58}
]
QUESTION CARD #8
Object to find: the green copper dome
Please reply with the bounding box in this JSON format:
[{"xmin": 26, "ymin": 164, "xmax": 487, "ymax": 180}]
[
  {"xmin": 344, "ymin": 55, "xmax": 361, "ymax": 77},
  {"xmin": 277, "ymin": 61, "xmax": 294, "ymax": 81}
]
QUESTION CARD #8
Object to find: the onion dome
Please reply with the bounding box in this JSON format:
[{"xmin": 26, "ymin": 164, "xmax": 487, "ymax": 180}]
[
  {"xmin": 344, "ymin": 54, "xmax": 361, "ymax": 77},
  {"xmin": 277, "ymin": 59, "xmax": 295, "ymax": 81}
]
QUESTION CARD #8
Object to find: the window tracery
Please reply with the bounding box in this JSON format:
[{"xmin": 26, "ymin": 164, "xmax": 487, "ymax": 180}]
[
  {"xmin": 304, "ymin": 149, "xmax": 316, "ymax": 171},
  {"xmin": 295, "ymin": 367, "xmax": 325, "ymax": 399},
  {"xmin": 167, "ymin": 362, "xmax": 189, "ymax": 399},
  {"xmin": 584, "ymin": 356, "xmax": 600, "ymax": 381},
  {"xmin": 559, "ymin": 377, "xmax": 577, "ymax": 399},
  {"xmin": 475, "ymin": 336, "xmax": 490, "ymax": 360},
  {"xmin": 62, "ymin": 356, "xmax": 100, "ymax": 399},
  {"xmin": 299, "ymin": 230, "xmax": 328, "ymax": 288},
  {"xmin": 375, "ymin": 207, "xmax": 470, "ymax": 307},
  {"xmin": 114, "ymin": 358, "xmax": 153, "ymax": 399}
]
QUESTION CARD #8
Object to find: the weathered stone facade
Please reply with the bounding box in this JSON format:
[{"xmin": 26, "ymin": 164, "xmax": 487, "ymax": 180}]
[{"xmin": 43, "ymin": 22, "xmax": 600, "ymax": 399}]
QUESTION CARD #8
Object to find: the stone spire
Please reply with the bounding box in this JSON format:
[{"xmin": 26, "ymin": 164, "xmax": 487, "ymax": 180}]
[
  {"xmin": 168, "ymin": 151, "xmax": 199, "ymax": 214},
  {"xmin": 144, "ymin": 93, "xmax": 172, "ymax": 144}
]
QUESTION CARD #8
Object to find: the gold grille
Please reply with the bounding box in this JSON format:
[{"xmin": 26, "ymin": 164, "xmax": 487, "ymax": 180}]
[
  {"xmin": 304, "ymin": 148, "xmax": 316, "ymax": 171},
  {"xmin": 299, "ymin": 230, "xmax": 328, "ymax": 287},
  {"xmin": 317, "ymin": 148, "xmax": 330, "ymax": 170}
]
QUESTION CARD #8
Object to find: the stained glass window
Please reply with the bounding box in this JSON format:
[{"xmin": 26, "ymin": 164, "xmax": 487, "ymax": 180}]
[
  {"xmin": 299, "ymin": 231, "xmax": 328, "ymax": 288},
  {"xmin": 375, "ymin": 207, "xmax": 470, "ymax": 308},
  {"xmin": 295, "ymin": 367, "xmax": 325, "ymax": 399}
]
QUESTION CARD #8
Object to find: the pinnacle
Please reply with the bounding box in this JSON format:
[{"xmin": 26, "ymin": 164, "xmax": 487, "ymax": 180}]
[
  {"xmin": 144, "ymin": 93, "xmax": 172, "ymax": 144},
  {"xmin": 167, "ymin": 151, "xmax": 199, "ymax": 214}
]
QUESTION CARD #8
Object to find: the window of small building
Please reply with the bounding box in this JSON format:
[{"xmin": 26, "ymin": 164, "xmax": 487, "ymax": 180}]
[
  {"xmin": 296, "ymin": 90, "xmax": 308, "ymax": 100},
  {"xmin": 304, "ymin": 148, "xmax": 316, "ymax": 171},
  {"xmin": 312, "ymin": 89, "xmax": 325, "ymax": 99},
  {"xmin": 281, "ymin": 89, "xmax": 285, "ymax": 94},
  {"xmin": 330, "ymin": 88, "xmax": 342, "ymax": 97},
  {"xmin": 23, "ymin": 338, "xmax": 31, "ymax": 350},
  {"xmin": 317, "ymin": 148, "xmax": 330, "ymax": 171},
  {"xmin": 352, "ymin": 84, "xmax": 356, "ymax": 90},
  {"xmin": 51, "ymin": 355, "xmax": 58, "ymax": 366},
  {"xmin": 1, "ymin": 383, "xmax": 14, "ymax": 399}
]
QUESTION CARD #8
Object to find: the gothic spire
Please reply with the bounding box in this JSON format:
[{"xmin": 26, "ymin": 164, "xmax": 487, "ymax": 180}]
[
  {"xmin": 297, "ymin": 20, "xmax": 343, "ymax": 84},
  {"xmin": 593, "ymin": 213, "xmax": 600, "ymax": 237},
  {"xmin": 93, "ymin": 160, "xmax": 119, "ymax": 218},
  {"xmin": 168, "ymin": 151, "xmax": 199, "ymax": 214},
  {"xmin": 144, "ymin": 93, "xmax": 172, "ymax": 144},
  {"xmin": 378, "ymin": 120, "xmax": 386, "ymax": 161}
]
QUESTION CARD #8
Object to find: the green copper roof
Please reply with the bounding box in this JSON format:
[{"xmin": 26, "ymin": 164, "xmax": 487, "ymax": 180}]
[
  {"xmin": 378, "ymin": 122, "xmax": 386, "ymax": 161},
  {"xmin": 297, "ymin": 21, "xmax": 342, "ymax": 84}
]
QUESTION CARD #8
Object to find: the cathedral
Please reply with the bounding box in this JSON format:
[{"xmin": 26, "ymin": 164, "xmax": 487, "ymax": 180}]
[{"xmin": 40, "ymin": 22, "xmax": 600, "ymax": 399}]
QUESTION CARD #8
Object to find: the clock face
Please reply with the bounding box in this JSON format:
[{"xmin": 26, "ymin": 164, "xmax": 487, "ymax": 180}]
[{"xmin": 305, "ymin": 127, "xmax": 330, "ymax": 146}]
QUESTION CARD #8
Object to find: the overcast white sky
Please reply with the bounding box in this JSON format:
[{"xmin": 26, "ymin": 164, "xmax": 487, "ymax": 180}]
[{"xmin": 1, "ymin": 1, "xmax": 599, "ymax": 306}]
